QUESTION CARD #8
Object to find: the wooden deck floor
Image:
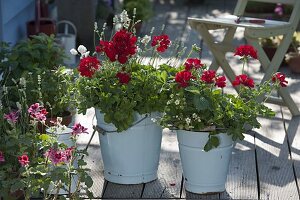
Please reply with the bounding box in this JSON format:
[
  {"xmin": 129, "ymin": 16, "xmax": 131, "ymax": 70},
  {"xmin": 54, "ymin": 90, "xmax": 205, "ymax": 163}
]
[{"xmin": 75, "ymin": 0, "xmax": 300, "ymax": 199}]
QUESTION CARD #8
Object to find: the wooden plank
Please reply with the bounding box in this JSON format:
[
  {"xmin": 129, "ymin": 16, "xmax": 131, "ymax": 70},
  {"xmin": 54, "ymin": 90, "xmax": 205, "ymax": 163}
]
[
  {"xmin": 255, "ymin": 105, "xmax": 299, "ymax": 200},
  {"xmin": 220, "ymin": 134, "xmax": 258, "ymax": 199},
  {"xmin": 102, "ymin": 182, "xmax": 144, "ymax": 198},
  {"xmin": 282, "ymin": 110, "xmax": 300, "ymax": 198},
  {"xmin": 142, "ymin": 129, "xmax": 183, "ymax": 198},
  {"xmin": 182, "ymin": 188, "xmax": 219, "ymax": 199}
]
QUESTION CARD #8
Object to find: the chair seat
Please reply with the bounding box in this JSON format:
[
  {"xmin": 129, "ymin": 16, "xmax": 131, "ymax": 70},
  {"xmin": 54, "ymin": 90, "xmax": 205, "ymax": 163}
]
[{"xmin": 188, "ymin": 15, "xmax": 290, "ymax": 30}]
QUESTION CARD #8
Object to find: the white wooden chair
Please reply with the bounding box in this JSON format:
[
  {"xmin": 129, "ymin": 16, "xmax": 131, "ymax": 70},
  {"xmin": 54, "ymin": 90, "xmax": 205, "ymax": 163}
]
[{"xmin": 188, "ymin": 0, "xmax": 300, "ymax": 116}]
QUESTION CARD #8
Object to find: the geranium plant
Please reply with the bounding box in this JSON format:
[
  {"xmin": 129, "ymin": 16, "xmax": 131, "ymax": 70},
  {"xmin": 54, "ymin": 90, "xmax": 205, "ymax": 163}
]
[
  {"xmin": 70, "ymin": 10, "xmax": 180, "ymax": 131},
  {"xmin": 160, "ymin": 45, "xmax": 287, "ymax": 151},
  {"xmin": 0, "ymin": 80, "xmax": 93, "ymax": 199}
]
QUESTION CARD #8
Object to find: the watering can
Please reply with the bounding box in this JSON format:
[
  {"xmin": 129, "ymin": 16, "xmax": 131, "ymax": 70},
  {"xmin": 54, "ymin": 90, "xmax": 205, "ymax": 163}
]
[{"xmin": 56, "ymin": 20, "xmax": 77, "ymax": 65}]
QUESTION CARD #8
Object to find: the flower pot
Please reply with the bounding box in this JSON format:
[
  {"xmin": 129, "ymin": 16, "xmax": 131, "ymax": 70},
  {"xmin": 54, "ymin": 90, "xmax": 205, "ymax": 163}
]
[
  {"xmin": 176, "ymin": 130, "xmax": 233, "ymax": 194},
  {"xmin": 286, "ymin": 52, "xmax": 300, "ymax": 73},
  {"xmin": 46, "ymin": 127, "xmax": 78, "ymax": 195},
  {"xmin": 96, "ymin": 110, "xmax": 162, "ymax": 184}
]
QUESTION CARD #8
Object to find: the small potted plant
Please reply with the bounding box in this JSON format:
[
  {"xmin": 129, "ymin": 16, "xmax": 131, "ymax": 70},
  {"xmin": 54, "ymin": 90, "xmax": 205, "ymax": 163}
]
[
  {"xmin": 69, "ymin": 11, "xmax": 174, "ymax": 184},
  {"xmin": 285, "ymin": 31, "xmax": 300, "ymax": 73},
  {"xmin": 159, "ymin": 45, "xmax": 287, "ymax": 194},
  {"xmin": 0, "ymin": 83, "xmax": 93, "ymax": 199}
]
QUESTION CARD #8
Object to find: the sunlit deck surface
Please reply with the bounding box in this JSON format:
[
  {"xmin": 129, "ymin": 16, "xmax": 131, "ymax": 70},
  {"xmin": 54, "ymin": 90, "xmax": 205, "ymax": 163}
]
[{"xmin": 76, "ymin": 0, "xmax": 300, "ymax": 199}]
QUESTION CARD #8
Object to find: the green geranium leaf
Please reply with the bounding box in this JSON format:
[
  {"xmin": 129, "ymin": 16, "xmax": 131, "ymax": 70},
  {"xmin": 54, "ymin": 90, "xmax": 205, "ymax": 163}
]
[
  {"xmin": 193, "ymin": 96, "xmax": 209, "ymax": 111},
  {"xmin": 204, "ymin": 135, "xmax": 219, "ymax": 152},
  {"xmin": 185, "ymin": 86, "xmax": 200, "ymax": 95},
  {"xmin": 84, "ymin": 175, "xmax": 93, "ymax": 188}
]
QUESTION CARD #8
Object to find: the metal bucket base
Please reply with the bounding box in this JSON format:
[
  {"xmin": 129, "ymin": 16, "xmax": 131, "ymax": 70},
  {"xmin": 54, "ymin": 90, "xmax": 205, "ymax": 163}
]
[
  {"xmin": 104, "ymin": 171, "xmax": 158, "ymax": 184},
  {"xmin": 185, "ymin": 182, "xmax": 225, "ymax": 194}
]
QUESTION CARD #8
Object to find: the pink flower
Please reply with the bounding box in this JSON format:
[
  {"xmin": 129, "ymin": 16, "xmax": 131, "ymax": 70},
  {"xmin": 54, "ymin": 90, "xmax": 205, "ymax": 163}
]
[
  {"xmin": 45, "ymin": 148, "xmax": 73, "ymax": 165},
  {"xmin": 18, "ymin": 154, "xmax": 30, "ymax": 167},
  {"xmin": 272, "ymin": 72, "xmax": 288, "ymax": 87},
  {"xmin": 0, "ymin": 151, "xmax": 5, "ymax": 163},
  {"xmin": 201, "ymin": 70, "xmax": 216, "ymax": 84},
  {"xmin": 184, "ymin": 58, "xmax": 204, "ymax": 71},
  {"xmin": 28, "ymin": 103, "xmax": 48, "ymax": 122},
  {"xmin": 215, "ymin": 76, "xmax": 226, "ymax": 88},
  {"xmin": 71, "ymin": 123, "xmax": 88, "ymax": 136},
  {"xmin": 232, "ymin": 74, "xmax": 255, "ymax": 88},
  {"xmin": 4, "ymin": 110, "xmax": 19, "ymax": 124}
]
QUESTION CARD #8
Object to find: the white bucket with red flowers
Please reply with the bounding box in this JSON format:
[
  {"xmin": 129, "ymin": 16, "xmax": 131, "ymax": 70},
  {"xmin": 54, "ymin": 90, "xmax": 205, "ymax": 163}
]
[
  {"xmin": 177, "ymin": 130, "xmax": 233, "ymax": 194},
  {"xmin": 96, "ymin": 110, "xmax": 162, "ymax": 184},
  {"xmin": 46, "ymin": 127, "xmax": 78, "ymax": 195}
]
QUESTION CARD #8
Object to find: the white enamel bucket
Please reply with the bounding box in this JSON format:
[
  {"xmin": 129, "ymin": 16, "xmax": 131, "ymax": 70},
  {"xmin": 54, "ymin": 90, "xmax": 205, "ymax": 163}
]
[
  {"xmin": 177, "ymin": 130, "xmax": 233, "ymax": 194},
  {"xmin": 96, "ymin": 110, "xmax": 162, "ymax": 184}
]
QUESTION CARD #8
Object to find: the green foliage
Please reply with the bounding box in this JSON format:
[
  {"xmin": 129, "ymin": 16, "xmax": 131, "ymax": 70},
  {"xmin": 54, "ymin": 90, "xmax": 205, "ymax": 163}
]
[
  {"xmin": 123, "ymin": 0, "xmax": 153, "ymax": 21},
  {"xmin": 0, "ymin": 34, "xmax": 70, "ymax": 117},
  {"xmin": 75, "ymin": 62, "xmax": 169, "ymax": 131},
  {"xmin": 160, "ymin": 60, "xmax": 279, "ymax": 151}
]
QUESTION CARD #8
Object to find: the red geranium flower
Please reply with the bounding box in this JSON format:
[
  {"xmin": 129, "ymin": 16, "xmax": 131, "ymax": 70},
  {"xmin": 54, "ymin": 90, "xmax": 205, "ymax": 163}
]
[
  {"xmin": 201, "ymin": 70, "xmax": 216, "ymax": 84},
  {"xmin": 78, "ymin": 56, "xmax": 101, "ymax": 78},
  {"xmin": 184, "ymin": 58, "xmax": 204, "ymax": 71},
  {"xmin": 175, "ymin": 70, "xmax": 193, "ymax": 88},
  {"xmin": 272, "ymin": 72, "xmax": 288, "ymax": 87},
  {"xmin": 97, "ymin": 30, "xmax": 137, "ymax": 64},
  {"xmin": 151, "ymin": 34, "xmax": 171, "ymax": 53},
  {"xmin": 116, "ymin": 72, "xmax": 131, "ymax": 84},
  {"xmin": 215, "ymin": 76, "xmax": 226, "ymax": 88},
  {"xmin": 18, "ymin": 154, "xmax": 29, "ymax": 167},
  {"xmin": 234, "ymin": 45, "xmax": 257, "ymax": 59},
  {"xmin": 232, "ymin": 74, "xmax": 255, "ymax": 88}
]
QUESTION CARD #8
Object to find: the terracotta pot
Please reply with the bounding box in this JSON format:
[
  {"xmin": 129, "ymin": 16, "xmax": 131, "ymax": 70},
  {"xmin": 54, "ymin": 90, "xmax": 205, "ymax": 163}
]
[
  {"xmin": 27, "ymin": 18, "xmax": 56, "ymax": 37},
  {"xmin": 286, "ymin": 53, "xmax": 300, "ymax": 73}
]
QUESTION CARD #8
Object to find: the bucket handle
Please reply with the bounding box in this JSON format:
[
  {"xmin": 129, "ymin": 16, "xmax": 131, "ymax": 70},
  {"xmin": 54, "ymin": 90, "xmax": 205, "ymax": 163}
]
[{"xmin": 56, "ymin": 20, "xmax": 77, "ymax": 36}]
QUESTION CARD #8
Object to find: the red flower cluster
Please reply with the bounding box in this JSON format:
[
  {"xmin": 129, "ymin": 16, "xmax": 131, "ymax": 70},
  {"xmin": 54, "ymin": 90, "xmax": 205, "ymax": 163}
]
[
  {"xmin": 201, "ymin": 70, "xmax": 216, "ymax": 84},
  {"xmin": 28, "ymin": 103, "xmax": 48, "ymax": 122},
  {"xmin": 78, "ymin": 56, "xmax": 100, "ymax": 78},
  {"xmin": 234, "ymin": 45, "xmax": 258, "ymax": 59},
  {"xmin": 232, "ymin": 74, "xmax": 255, "ymax": 88},
  {"xmin": 116, "ymin": 72, "xmax": 131, "ymax": 84},
  {"xmin": 97, "ymin": 29, "xmax": 137, "ymax": 64},
  {"xmin": 184, "ymin": 58, "xmax": 204, "ymax": 71},
  {"xmin": 215, "ymin": 76, "xmax": 226, "ymax": 88},
  {"xmin": 18, "ymin": 154, "xmax": 29, "ymax": 167},
  {"xmin": 151, "ymin": 34, "xmax": 171, "ymax": 53},
  {"xmin": 175, "ymin": 71, "xmax": 193, "ymax": 88},
  {"xmin": 272, "ymin": 72, "xmax": 288, "ymax": 87}
]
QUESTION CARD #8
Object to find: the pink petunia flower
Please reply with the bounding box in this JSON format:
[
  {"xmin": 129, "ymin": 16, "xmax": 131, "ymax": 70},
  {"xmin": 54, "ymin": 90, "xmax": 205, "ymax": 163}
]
[
  {"xmin": 18, "ymin": 154, "xmax": 30, "ymax": 167},
  {"xmin": 4, "ymin": 110, "xmax": 19, "ymax": 124},
  {"xmin": 71, "ymin": 123, "xmax": 88, "ymax": 136}
]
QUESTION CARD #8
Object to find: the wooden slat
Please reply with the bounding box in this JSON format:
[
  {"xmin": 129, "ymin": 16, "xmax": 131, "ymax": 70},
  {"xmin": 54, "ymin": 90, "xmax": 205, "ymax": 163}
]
[
  {"xmin": 142, "ymin": 129, "xmax": 183, "ymax": 198},
  {"xmin": 102, "ymin": 182, "xmax": 144, "ymax": 198},
  {"xmin": 220, "ymin": 134, "xmax": 258, "ymax": 199},
  {"xmin": 255, "ymin": 105, "xmax": 299, "ymax": 199}
]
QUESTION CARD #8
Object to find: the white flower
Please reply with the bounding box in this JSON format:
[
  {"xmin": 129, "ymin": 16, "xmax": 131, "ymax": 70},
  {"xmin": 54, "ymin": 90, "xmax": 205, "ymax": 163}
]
[
  {"xmin": 175, "ymin": 100, "xmax": 180, "ymax": 105},
  {"xmin": 94, "ymin": 22, "xmax": 98, "ymax": 31},
  {"xmin": 115, "ymin": 23, "xmax": 122, "ymax": 31},
  {"xmin": 170, "ymin": 94, "xmax": 174, "ymax": 98},
  {"xmin": 141, "ymin": 35, "xmax": 151, "ymax": 45},
  {"xmin": 16, "ymin": 102, "xmax": 22, "ymax": 111},
  {"xmin": 70, "ymin": 48, "xmax": 78, "ymax": 55},
  {"xmin": 19, "ymin": 77, "xmax": 26, "ymax": 86},
  {"xmin": 151, "ymin": 118, "xmax": 157, "ymax": 123},
  {"xmin": 120, "ymin": 10, "xmax": 130, "ymax": 24},
  {"xmin": 198, "ymin": 118, "xmax": 201, "ymax": 122},
  {"xmin": 84, "ymin": 51, "xmax": 90, "ymax": 58},
  {"xmin": 192, "ymin": 113, "xmax": 197, "ymax": 119},
  {"xmin": 167, "ymin": 100, "xmax": 171, "ymax": 105},
  {"xmin": 175, "ymin": 115, "xmax": 179, "ymax": 118},
  {"xmin": 77, "ymin": 45, "xmax": 87, "ymax": 54},
  {"xmin": 185, "ymin": 118, "xmax": 191, "ymax": 124}
]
